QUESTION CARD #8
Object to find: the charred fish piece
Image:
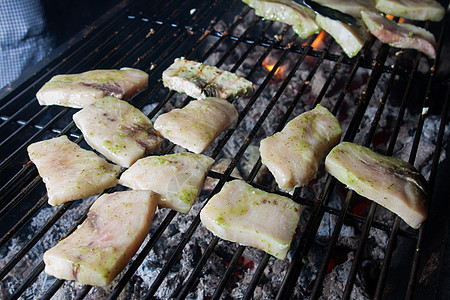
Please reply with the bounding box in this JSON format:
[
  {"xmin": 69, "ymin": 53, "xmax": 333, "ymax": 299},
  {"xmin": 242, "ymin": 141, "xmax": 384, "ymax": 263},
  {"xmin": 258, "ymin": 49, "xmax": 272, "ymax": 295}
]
[
  {"xmin": 162, "ymin": 57, "xmax": 254, "ymax": 100},
  {"xmin": 260, "ymin": 105, "xmax": 342, "ymax": 191},
  {"xmin": 200, "ymin": 180, "xmax": 302, "ymax": 260},
  {"xmin": 36, "ymin": 68, "xmax": 148, "ymax": 108},
  {"xmin": 73, "ymin": 97, "xmax": 164, "ymax": 168},
  {"xmin": 120, "ymin": 152, "xmax": 215, "ymax": 213},
  {"xmin": 325, "ymin": 142, "xmax": 428, "ymax": 229},
  {"xmin": 27, "ymin": 135, "xmax": 120, "ymax": 206},
  {"xmin": 43, "ymin": 190, "xmax": 158, "ymax": 286}
]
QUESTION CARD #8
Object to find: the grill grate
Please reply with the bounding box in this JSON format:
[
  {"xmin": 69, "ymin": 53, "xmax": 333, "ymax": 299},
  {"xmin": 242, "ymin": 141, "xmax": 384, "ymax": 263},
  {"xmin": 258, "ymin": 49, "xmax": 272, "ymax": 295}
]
[{"xmin": 1, "ymin": 0, "xmax": 449, "ymax": 299}]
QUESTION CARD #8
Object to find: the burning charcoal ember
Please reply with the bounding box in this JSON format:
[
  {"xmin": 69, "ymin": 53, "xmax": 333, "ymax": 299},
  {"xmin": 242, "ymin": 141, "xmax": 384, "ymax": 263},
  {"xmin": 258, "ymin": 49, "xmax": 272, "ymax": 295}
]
[
  {"xmin": 119, "ymin": 152, "xmax": 215, "ymax": 213},
  {"xmin": 242, "ymin": 0, "xmax": 320, "ymax": 39},
  {"xmin": 36, "ymin": 68, "xmax": 148, "ymax": 108},
  {"xmin": 154, "ymin": 97, "xmax": 239, "ymax": 154},
  {"xmin": 260, "ymin": 105, "xmax": 342, "ymax": 191},
  {"xmin": 73, "ymin": 97, "xmax": 164, "ymax": 168},
  {"xmin": 27, "ymin": 135, "xmax": 120, "ymax": 206},
  {"xmin": 200, "ymin": 180, "xmax": 302, "ymax": 260},
  {"xmin": 325, "ymin": 142, "xmax": 428, "ymax": 229},
  {"xmin": 374, "ymin": 0, "xmax": 445, "ymax": 22},
  {"xmin": 361, "ymin": 10, "xmax": 437, "ymax": 59},
  {"xmin": 162, "ymin": 57, "xmax": 254, "ymax": 100}
]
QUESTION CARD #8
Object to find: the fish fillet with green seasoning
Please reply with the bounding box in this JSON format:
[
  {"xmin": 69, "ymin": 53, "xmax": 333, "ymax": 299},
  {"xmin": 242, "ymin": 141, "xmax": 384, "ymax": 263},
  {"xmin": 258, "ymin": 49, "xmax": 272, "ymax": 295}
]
[
  {"xmin": 361, "ymin": 10, "xmax": 437, "ymax": 58},
  {"xmin": 375, "ymin": 0, "xmax": 445, "ymax": 22},
  {"xmin": 36, "ymin": 68, "xmax": 148, "ymax": 108},
  {"xmin": 325, "ymin": 142, "xmax": 428, "ymax": 229},
  {"xmin": 162, "ymin": 57, "xmax": 254, "ymax": 100},
  {"xmin": 242, "ymin": 0, "xmax": 320, "ymax": 39},
  {"xmin": 200, "ymin": 180, "xmax": 302, "ymax": 260},
  {"xmin": 27, "ymin": 136, "xmax": 120, "ymax": 206},
  {"xmin": 43, "ymin": 190, "xmax": 158, "ymax": 286},
  {"xmin": 120, "ymin": 152, "xmax": 214, "ymax": 213},
  {"xmin": 154, "ymin": 97, "xmax": 239, "ymax": 153},
  {"xmin": 260, "ymin": 105, "xmax": 341, "ymax": 191},
  {"xmin": 73, "ymin": 97, "xmax": 164, "ymax": 168}
]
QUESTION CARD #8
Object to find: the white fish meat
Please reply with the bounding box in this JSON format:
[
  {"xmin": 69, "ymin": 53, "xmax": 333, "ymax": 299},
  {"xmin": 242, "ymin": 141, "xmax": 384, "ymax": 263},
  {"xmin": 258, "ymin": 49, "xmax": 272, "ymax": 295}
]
[
  {"xmin": 43, "ymin": 190, "xmax": 158, "ymax": 286},
  {"xmin": 162, "ymin": 57, "xmax": 254, "ymax": 100},
  {"xmin": 154, "ymin": 97, "xmax": 239, "ymax": 153},
  {"xmin": 27, "ymin": 136, "xmax": 120, "ymax": 206},
  {"xmin": 361, "ymin": 10, "xmax": 437, "ymax": 58},
  {"xmin": 120, "ymin": 152, "xmax": 215, "ymax": 213},
  {"xmin": 375, "ymin": 0, "xmax": 445, "ymax": 22},
  {"xmin": 325, "ymin": 142, "xmax": 428, "ymax": 229},
  {"xmin": 200, "ymin": 180, "xmax": 302, "ymax": 260},
  {"xmin": 36, "ymin": 68, "xmax": 148, "ymax": 108},
  {"xmin": 73, "ymin": 97, "xmax": 164, "ymax": 168},
  {"xmin": 315, "ymin": 14, "xmax": 370, "ymax": 58},
  {"xmin": 260, "ymin": 105, "xmax": 341, "ymax": 191},
  {"xmin": 242, "ymin": 0, "xmax": 320, "ymax": 39}
]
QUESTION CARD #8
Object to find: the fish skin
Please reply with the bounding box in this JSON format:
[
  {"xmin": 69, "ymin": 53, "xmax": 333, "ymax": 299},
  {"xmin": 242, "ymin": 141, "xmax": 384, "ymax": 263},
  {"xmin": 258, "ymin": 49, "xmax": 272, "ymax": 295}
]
[
  {"xmin": 361, "ymin": 10, "xmax": 437, "ymax": 58},
  {"xmin": 154, "ymin": 97, "xmax": 239, "ymax": 154},
  {"xmin": 27, "ymin": 135, "xmax": 120, "ymax": 206},
  {"xmin": 43, "ymin": 190, "xmax": 158, "ymax": 286},
  {"xmin": 260, "ymin": 105, "xmax": 341, "ymax": 191},
  {"xmin": 73, "ymin": 97, "xmax": 164, "ymax": 168},
  {"xmin": 36, "ymin": 68, "xmax": 148, "ymax": 108},
  {"xmin": 325, "ymin": 142, "xmax": 428, "ymax": 229},
  {"xmin": 200, "ymin": 180, "xmax": 302, "ymax": 260},
  {"xmin": 120, "ymin": 152, "xmax": 215, "ymax": 213},
  {"xmin": 375, "ymin": 0, "xmax": 445, "ymax": 22},
  {"xmin": 162, "ymin": 57, "xmax": 254, "ymax": 100}
]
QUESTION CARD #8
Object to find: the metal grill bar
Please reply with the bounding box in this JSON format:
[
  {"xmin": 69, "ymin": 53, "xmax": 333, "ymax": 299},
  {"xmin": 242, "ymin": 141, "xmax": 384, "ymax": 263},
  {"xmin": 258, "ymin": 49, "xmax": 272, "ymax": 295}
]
[{"xmin": 0, "ymin": 0, "xmax": 449, "ymax": 299}]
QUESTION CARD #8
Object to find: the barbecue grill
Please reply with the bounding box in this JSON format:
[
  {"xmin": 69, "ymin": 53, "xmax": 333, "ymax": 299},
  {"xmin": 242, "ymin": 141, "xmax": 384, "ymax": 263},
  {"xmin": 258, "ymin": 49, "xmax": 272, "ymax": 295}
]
[{"xmin": 1, "ymin": 0, "xmax": 449, "ymax": 299}]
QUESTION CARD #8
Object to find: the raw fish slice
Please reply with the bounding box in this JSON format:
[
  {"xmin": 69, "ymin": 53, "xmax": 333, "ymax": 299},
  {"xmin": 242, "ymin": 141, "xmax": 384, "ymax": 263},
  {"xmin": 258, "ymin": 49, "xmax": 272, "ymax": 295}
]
[
  {"xmin": 154, "ymin": 97, "xmax": 239, "ymax": 153},
  {"xmin": 36, "ymin": 68, "xmax": 148, "ymax": 108},
  {"xmin": 27, "ymin": 136, "xmax": 120, "ymax": 206},
  {"xmin": 43, "ymin": 190, "xmax": 158, "ymax": 286},
  {"xmin": 73, "ymin": 97, "xmax": 164, "ymax": 168},
  {"xmin": 361, "ymin": 10, "xmax": 437, "ymax": 58},
  {"xmin": 200, "ymin": 180, "xmax": 302, "ymax": 260},
  {"xmin": 325, "ymin": 142, "xmax": 428, "ymax": 228},
  {"xmin": 242, "ymin": 0, "xmax": 320, "ymax": 39},
  {"xmin": 260, "ymin": 105, "xmax": 341, "ymax": 191},
  {"xmin": 162, "ymin": 57, "xmax": 254, "ymax": 100},
  {"xmin": 375, "ymin": 0, "xmax": 445, "ymax": 22},
  {"xmin": 315, "ymin": 14, "xmax": 370, "ymax": 58},
  {"xmin": 120, "ymin": 152, "xmax": 215, "ymax": 213}
]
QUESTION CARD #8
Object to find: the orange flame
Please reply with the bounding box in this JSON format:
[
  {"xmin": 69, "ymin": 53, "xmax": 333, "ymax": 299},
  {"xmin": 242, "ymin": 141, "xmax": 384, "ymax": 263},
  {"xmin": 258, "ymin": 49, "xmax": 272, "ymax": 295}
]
[
  {"xmin": 398, "ymin": 17, "xmax": 405, "ymax": 24},
  {"xmin": 262, "ymin": 57, "xmax": 281, "ymax": 76},
  {"xmin": 311, "ymin": 31, "xmax": 326, "ymax": 50},
  {"xmin": 386, "ymin": 14, "xmax": 394, "ymax": 20}
]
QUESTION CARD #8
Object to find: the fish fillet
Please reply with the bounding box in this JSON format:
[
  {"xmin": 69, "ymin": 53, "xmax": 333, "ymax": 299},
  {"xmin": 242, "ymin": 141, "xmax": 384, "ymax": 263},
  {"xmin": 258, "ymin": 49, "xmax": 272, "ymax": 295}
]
[
  {"xmin": 200, "ymin": 180, "xmax": 302, "ymax": 260},
  {"xmin": 36, "ymin": 68, "xmax": 148, "ymax": 108},
  {"xmin": 73, "ymin": 97, "xmax": 164, "ymax": 168},
  {"xmin": 154, "ymin": 97, "xmax": 239, "ymax": 153},
  {"xmin": 43, "ymin": 190, "xmax": 158, "ymax": 286},
  {"xmin": 120, "ymin": 152, "xmax": 215, "ymax": 213},
  {"xmin": 361, "ymin": 10, "xmax": 437, "ymax": 58},
  {"xmin": 162, "ymin": 57, "xmax": 254, "ymax": 100},
  {"xmin": 260, "ymin": 105, "xmax": 341, "ymax": 191},
  {"xmin": 325, "ymin": 142, "xmax": 428, "ymax": 229},
  {"xmin": 375, "ymin": 0, "xmax": 445, "ymax": 22},
  {"xmin": 27, "ymin": 136, "xmax": 120, "ymax": 206}
]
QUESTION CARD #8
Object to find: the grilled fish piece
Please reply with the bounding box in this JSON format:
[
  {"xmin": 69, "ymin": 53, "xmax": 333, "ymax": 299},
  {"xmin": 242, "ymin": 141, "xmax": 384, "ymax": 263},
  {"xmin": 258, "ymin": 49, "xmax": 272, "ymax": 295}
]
[
  {"xmin": 36, "ymin": 68, "xmax": 148, "ymax": 108},
  {"xmin": 260, "ymin": 105, "xmax": 341, "ymax": 191},
  {"xmin": 242, "ymin": 0, "xmax": 320, "ymax": 39},
  {"xmin": 314, "ymin": 0, "xmax": 376, "ymax": 18},
  {"xmin": 315, "ymin": 13, "xmax": 370, "ymax": 58},
  {"xmin": 120, "ymin": 153, "xmax": 214, "ymax": 213},
  {"xmin": 162, "ymin": 57, "xmax": 254, "ymax": 100},
  {"xmin": 154, "ymin": 97, "xmax": 239, "ymax": 153},
  {"xmin": 27, "ymin": 136, "xmax": 120, "ymax": 206},
  {"xmin": 361, "ymin": 10, "xmax": 437, "ymax": 58},
  {"xmin": 375, "ymin": 0, "xmax": 445, "ymax": 22},
  {"xmin": 73, "ymin": 97, "xmax": 164, "ymax": 168},
  {"xmin": 325, "ymin": 142, "xmax": 428, "ymax": 229},
  {"xmin": 200, "ymin": 180, "xmax": 302, "ymax": 260},
  {"xmin": 43, "ymin": 190, "xmax": 158, "ymax": 286}
]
